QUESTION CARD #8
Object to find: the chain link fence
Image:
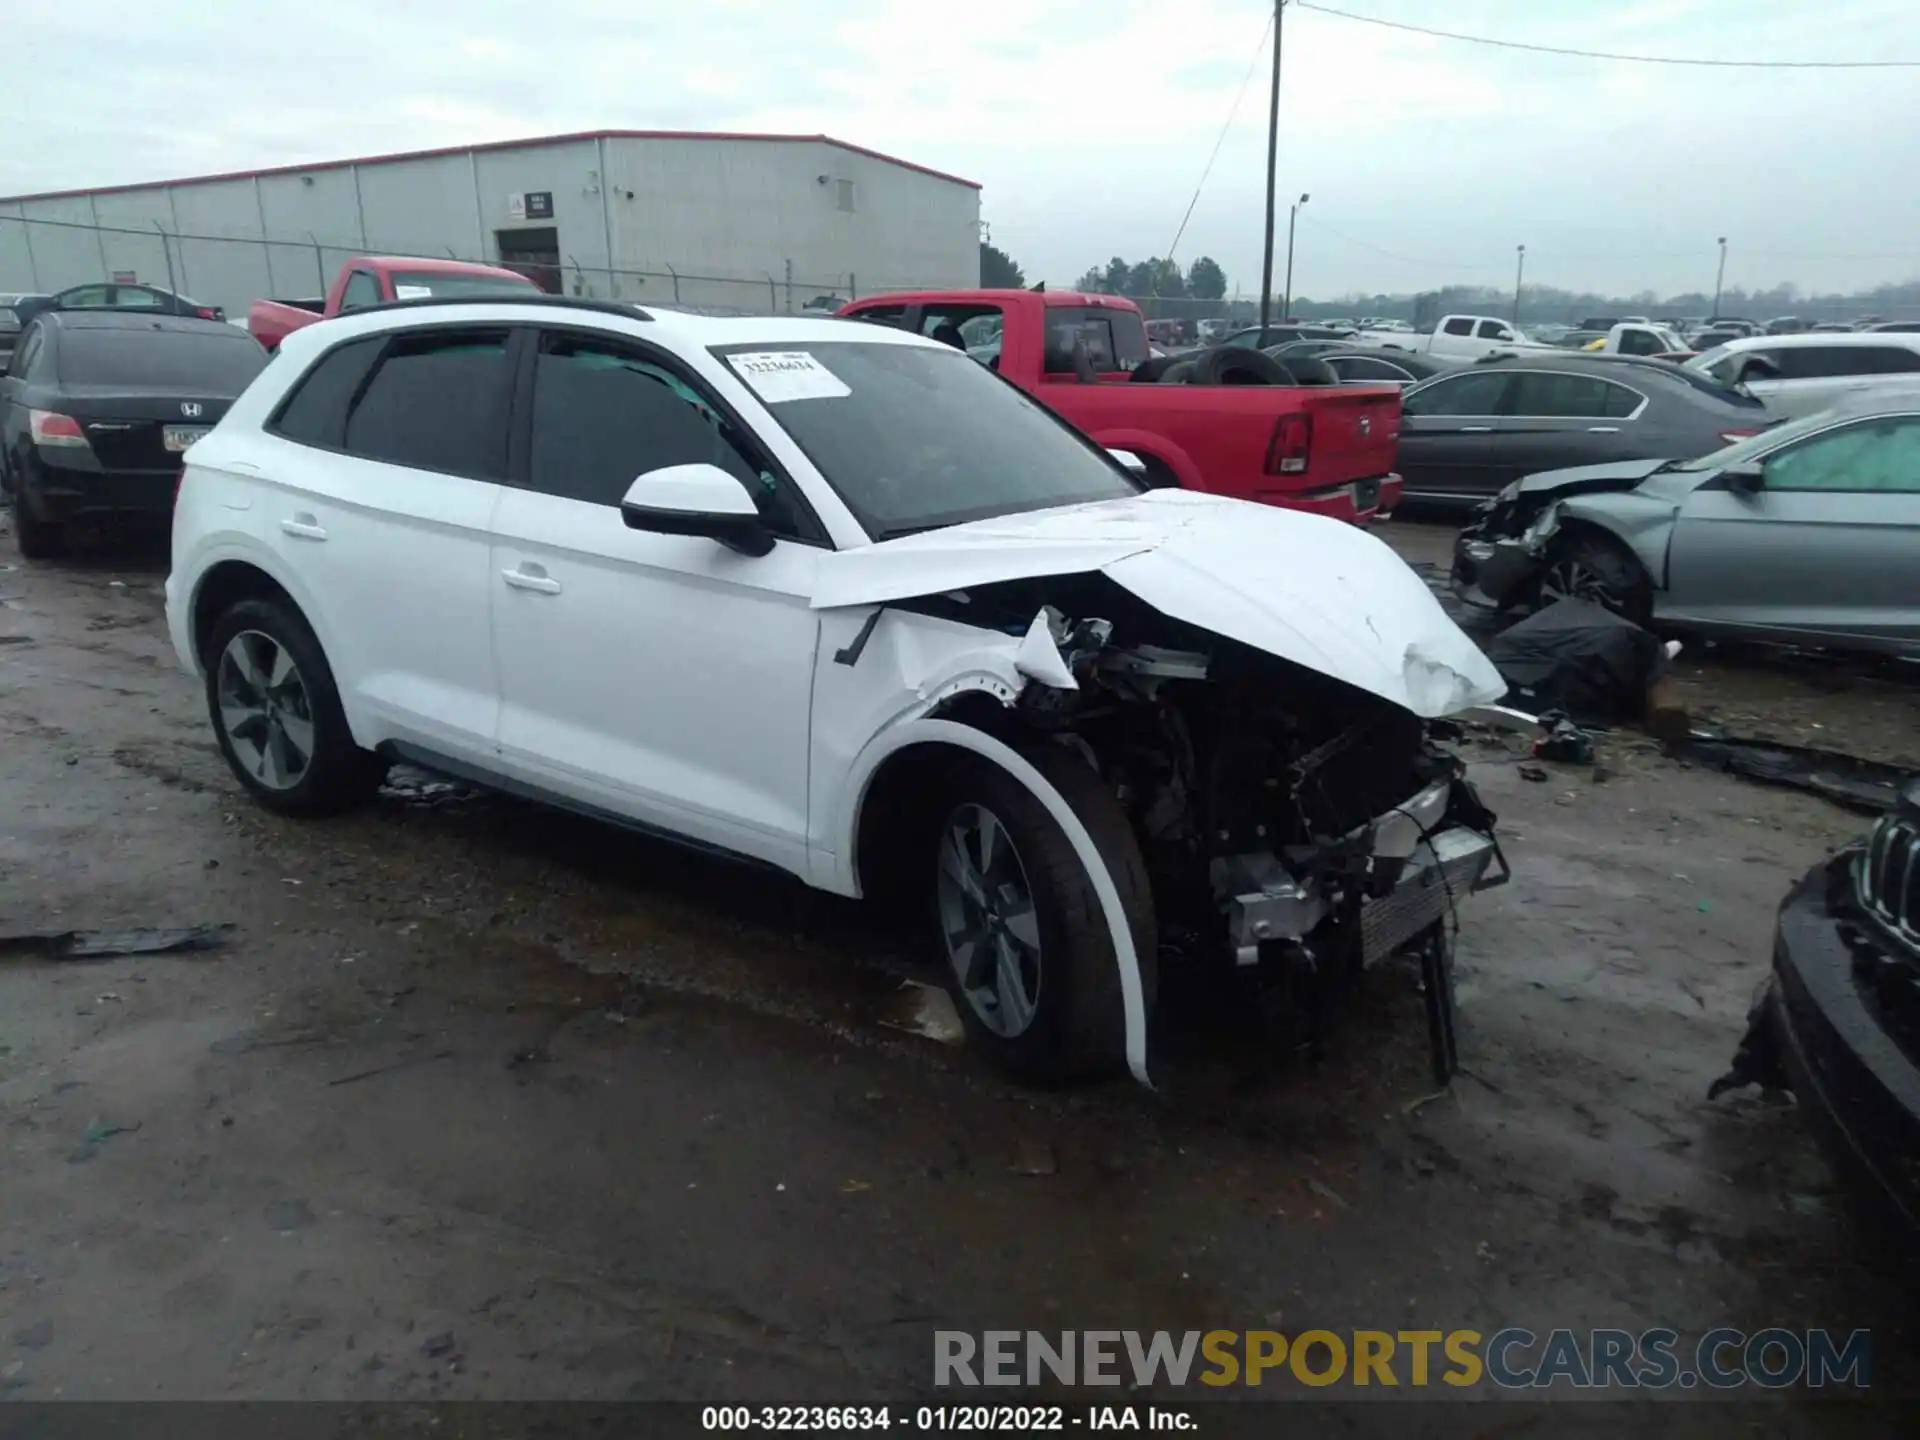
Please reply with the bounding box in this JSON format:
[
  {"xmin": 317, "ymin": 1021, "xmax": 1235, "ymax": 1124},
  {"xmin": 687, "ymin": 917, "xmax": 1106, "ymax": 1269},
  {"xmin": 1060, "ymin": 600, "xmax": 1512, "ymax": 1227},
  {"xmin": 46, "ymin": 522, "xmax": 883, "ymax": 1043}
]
[{"xmin": 0, "ymin": 212, "xmax": 924, "ymax": 320}]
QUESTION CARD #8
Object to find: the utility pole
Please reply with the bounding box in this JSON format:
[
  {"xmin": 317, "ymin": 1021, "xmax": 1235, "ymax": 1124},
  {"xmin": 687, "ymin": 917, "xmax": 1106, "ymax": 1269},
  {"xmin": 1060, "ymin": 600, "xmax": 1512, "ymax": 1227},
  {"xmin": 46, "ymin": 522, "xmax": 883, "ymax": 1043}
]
[
  {"xmin": 1256, "ymin": 0, "xmax": 1285, "ymax": 341},
  {"xmin": 1282, "ymin": 194, "xmax": 1308, "ymax": 321},
  {"xmin": 1512, "ymin": 244, "xmax": 1525, "ymax": 324},
  {"xmin": 1712, "ymin": 236, "xmax": 1728, "ymax": 318}
]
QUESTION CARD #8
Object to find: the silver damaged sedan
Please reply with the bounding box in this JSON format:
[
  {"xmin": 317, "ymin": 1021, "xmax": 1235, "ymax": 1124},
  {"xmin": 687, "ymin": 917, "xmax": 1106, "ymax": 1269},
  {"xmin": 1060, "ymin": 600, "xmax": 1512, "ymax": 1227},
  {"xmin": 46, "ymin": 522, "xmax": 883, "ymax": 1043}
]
[{"xmin": 1451, "ymin": 390, "xmax": 1920, "ymax": 656}]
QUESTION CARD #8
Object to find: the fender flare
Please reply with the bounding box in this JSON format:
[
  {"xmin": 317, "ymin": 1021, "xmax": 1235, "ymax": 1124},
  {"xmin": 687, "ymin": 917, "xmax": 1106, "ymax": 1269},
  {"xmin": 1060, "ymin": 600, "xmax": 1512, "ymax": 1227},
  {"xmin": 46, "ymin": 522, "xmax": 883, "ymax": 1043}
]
[
  {"xmin": 1086, "ymin": 427, "xmax": 1202, "ymax": 490},
  {"xmin": 835, "ymin": 716, "xmax": 1152, "ymax": 1086}
]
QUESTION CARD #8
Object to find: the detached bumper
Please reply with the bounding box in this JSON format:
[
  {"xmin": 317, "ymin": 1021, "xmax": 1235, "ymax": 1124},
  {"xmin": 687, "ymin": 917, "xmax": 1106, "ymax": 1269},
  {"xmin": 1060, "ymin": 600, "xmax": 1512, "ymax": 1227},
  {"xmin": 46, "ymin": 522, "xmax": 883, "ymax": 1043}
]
[{"xmin": 1754, "ymin": 854, "xmax": 1920, "ymax": 1252}]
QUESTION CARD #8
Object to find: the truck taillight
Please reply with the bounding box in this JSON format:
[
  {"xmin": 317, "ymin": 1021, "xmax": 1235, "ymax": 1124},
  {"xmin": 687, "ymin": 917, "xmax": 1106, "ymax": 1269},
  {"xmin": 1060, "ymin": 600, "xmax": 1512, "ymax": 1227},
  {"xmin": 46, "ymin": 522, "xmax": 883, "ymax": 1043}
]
[
  {"xmin": 28, "ymin": 409, "xmax": 88, "ymax": 448},
  {"xmin": 1719, "ymin": 428, "xmax": 1760, "ymax": 444},
  {"xmin": 1265, "ymin": 412, "xmax": 1313, "ymax": 475}
]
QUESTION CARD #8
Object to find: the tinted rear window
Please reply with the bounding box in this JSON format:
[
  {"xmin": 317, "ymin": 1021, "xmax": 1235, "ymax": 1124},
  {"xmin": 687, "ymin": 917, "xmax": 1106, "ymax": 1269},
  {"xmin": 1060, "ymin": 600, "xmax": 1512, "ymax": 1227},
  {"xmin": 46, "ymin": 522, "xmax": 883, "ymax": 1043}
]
[
  {"xmin": 1043, "ymin": 306, "xmax": 1149, "ymax": 371},
  {"xmin": 389, "ymin": 271, "xmax": 537, "ymax": 300},
  {"xmin": 59, "ymin": 328, "xmax": 268, "ymax": 390}
]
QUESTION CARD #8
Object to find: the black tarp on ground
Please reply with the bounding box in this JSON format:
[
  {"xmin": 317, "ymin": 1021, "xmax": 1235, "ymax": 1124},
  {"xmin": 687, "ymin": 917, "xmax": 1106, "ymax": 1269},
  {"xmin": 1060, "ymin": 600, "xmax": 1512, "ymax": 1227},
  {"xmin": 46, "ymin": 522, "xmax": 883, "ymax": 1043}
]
[
  {"xmin": 1483, "ymin": 598, "xmax": 1667, "ymax": 725},
  {"xmin": 1665, "ymin": 734, "xmax": 1914, "ymax": 815}
]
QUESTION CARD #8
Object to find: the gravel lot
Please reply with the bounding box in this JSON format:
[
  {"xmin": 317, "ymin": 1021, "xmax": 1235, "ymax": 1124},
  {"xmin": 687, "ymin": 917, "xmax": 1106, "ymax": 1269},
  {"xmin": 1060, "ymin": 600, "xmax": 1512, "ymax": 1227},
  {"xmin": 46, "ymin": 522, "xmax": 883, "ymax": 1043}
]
[{"xmin": 1, "ymin": 515, "xmax": 1915, "ymax": 1423}]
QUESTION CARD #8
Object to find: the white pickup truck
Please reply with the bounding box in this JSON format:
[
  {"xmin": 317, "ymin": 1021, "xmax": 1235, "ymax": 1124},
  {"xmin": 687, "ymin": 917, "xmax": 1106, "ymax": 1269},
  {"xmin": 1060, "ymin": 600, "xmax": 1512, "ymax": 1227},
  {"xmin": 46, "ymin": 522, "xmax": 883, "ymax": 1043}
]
[
  {"xmin": 1578, "ymin": 322, "xmax": 1688, "ymax": 357},
  {"xmin": 1352, "ymin": 314, "xmax": 1551, "ymax": 360}
]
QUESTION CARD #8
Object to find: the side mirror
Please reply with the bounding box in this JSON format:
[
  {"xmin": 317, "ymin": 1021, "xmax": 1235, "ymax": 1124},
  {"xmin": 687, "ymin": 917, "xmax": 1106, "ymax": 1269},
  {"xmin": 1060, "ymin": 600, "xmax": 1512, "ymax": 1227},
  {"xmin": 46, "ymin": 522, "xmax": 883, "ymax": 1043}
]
[
  {"xmin": 1107, "ymin": 448, "xmax": 1148, "ymax": 476},
  {"xmin": 1723, "ymin": 460, "xmax": 1764, "ymax": 496},
  {"xmin": 620, "ymin": 463, "xmax": 773, "ymax": 557}
]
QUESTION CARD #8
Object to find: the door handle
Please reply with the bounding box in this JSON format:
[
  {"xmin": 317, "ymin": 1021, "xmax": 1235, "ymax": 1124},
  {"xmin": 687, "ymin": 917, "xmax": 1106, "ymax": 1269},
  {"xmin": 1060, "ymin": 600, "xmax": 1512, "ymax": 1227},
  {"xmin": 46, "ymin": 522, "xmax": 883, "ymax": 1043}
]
[
  {"xmin": 501, "ymin": 565, "xmax": 562, "ymax": 595},
  {"xmin": 1586, "ymin": 426, "xmax": 1620, "ymax": 433},
  {"xmin": 1459, "ymin": 425, "xmax": 1494, "ymax": 433},
  {"xmin": 280, "ymin": 514, "xmax": 327, "ymax": 540}
]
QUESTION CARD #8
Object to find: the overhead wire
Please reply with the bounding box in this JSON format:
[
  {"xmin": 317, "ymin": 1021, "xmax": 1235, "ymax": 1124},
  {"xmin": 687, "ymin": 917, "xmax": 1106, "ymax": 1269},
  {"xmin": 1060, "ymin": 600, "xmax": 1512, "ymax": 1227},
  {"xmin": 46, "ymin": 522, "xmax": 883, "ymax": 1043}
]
[
  {"xmin": 1292, "ymin": 1, "xmax": 1920, "ymax": 69},
  {"xmin": 1163, "ymin": 7, "xmax": 1275, "ymax": 267}
]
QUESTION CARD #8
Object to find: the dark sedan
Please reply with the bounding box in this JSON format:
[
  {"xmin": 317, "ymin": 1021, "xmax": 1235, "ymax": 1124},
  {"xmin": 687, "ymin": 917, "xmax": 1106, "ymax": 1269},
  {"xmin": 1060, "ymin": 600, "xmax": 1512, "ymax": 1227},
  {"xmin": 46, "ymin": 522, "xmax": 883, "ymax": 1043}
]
[
  {"xmin": 1395, "ymin": 352, "xmax": 1769, "ymax": 507},
  {"xmin": 1, "ymin": 311, "xmax": 268, "ymax": 557},
  {"xmin": 14, "ymin": 281, "xmax": 226, "ymax": 327}
]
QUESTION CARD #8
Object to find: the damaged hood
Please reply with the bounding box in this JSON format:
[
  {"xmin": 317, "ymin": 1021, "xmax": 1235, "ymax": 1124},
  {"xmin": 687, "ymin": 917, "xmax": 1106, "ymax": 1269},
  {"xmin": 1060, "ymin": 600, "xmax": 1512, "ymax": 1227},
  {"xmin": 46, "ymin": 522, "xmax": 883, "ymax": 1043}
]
[
  {"xmin": 814, "ymin": 490, "xmax": 1505, "ymax": 717},
  {"xmin": 1514, "ymin": 457, "xmax": 1674, "ymax": 496}
]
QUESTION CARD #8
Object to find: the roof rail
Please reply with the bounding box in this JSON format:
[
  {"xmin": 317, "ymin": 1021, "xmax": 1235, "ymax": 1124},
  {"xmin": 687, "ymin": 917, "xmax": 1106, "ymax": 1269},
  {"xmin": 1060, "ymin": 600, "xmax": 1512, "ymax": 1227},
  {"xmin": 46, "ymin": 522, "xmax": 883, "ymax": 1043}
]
[{"xmin": 352, "ymin": 294, "xmax": 656, "ymax": 322}]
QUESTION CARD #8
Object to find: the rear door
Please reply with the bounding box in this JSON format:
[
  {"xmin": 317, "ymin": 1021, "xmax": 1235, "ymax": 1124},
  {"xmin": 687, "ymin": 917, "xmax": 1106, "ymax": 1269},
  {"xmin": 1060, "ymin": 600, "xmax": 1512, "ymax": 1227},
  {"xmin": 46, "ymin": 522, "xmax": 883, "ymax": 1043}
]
[
  {"xmin": 1495, "ymin": 370, "xmax": 1648, "ymax": 483},
  {"xmin": 1395, "ymin": 369, "xmax": 1517, "ymax": 500},
  {"xmin": 1664, "ymin": 413, "xmax": 1920, "ymax": 647},
  {"xmin": 257, "ymin": 324, "xmax": 513, "ymax": 756}
]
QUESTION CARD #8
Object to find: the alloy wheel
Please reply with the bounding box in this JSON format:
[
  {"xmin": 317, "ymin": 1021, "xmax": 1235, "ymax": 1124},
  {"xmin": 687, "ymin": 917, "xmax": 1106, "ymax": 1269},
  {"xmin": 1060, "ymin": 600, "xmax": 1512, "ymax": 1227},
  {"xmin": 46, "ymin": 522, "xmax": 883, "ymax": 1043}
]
[
  {"xmin": 215, "ymin": 629, "xmax": 315, "ymax": 791},
  {"xmin": 935, "ymin": 802, "xmax": 1043, "ymax": 1038},
  {"xmin": 1540, "ymin": 556, "xmax": 1624, "ymax": 612}
]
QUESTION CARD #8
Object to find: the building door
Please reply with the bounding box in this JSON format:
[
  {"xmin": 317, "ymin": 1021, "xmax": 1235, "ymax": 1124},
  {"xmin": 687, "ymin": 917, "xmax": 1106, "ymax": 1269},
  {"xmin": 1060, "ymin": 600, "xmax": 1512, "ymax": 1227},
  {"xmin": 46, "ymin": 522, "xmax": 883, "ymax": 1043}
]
[{"xmin": 494, "ymin": 227, "xmax": 562, "ymax": 294}]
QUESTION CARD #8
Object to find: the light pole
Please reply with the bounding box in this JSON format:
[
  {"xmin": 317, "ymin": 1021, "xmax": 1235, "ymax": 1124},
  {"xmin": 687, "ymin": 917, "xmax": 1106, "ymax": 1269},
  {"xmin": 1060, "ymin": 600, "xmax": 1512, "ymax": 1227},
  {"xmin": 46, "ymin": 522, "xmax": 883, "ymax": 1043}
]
[
  {"xmin": 1282, "ymin": 193, "xmax": 1308, "ymax": 322},
  {"xmin": 1512, "ymin": 244, "xmax": 1525, "ymax": 324},
  {"xmin": 1712, "ymin": 236, "xmax": 1728, "ymax": 318},
  {"xmin": 1256, "ymin": 0, "xmax": 1286, "ymax": 340}
]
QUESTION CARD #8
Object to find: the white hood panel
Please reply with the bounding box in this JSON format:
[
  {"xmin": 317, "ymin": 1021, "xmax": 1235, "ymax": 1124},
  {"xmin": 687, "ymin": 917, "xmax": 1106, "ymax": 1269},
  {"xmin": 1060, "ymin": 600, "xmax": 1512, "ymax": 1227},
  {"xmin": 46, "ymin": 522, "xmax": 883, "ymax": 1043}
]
[{"xmin": 814, "ymin": 490, "xmax": 1504, "ymax": 718}]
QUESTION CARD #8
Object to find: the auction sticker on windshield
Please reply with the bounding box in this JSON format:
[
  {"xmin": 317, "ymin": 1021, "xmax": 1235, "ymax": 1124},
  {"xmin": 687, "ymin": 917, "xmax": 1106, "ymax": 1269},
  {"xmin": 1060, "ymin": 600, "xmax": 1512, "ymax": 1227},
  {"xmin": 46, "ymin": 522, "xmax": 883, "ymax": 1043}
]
[{"xmin": 727, "ymin": 351, "xmax": 852, "ymax": 403}]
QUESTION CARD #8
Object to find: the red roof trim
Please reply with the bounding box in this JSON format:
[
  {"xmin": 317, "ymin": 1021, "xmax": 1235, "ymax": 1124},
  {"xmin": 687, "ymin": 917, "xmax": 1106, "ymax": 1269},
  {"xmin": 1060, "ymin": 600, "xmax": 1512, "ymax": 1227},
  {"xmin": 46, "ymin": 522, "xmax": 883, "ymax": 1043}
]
[{"xmin": 0, "ymin": 129, "xmax": 981, "ymax": 204}]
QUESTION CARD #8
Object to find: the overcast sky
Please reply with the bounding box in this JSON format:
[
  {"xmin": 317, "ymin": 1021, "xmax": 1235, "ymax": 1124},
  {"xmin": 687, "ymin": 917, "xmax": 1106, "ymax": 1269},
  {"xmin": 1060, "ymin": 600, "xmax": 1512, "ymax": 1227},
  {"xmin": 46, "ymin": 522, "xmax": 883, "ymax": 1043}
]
[{"xmin": 4, "ymin": 0, "xmax": 1917, "ymax": 299}]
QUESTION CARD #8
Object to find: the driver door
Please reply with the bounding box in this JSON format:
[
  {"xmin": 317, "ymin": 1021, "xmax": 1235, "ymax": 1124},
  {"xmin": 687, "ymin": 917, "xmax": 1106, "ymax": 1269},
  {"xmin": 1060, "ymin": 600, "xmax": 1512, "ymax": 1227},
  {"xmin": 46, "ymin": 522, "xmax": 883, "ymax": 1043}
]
[
  {"xmin": 488, "ymin": 328, "xmax": 827, "ymax": 874},
  {"xmin": 1664, "ymin": 413, "xmax": 1920, "ymax": 646}
]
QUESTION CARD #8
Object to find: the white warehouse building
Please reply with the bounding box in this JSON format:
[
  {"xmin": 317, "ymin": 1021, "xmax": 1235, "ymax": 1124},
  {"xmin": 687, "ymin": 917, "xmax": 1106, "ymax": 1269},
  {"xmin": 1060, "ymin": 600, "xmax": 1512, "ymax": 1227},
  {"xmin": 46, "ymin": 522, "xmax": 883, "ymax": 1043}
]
[{"xmin": 0, "ymin": 129, "xmax": 983, "ymax": 318}]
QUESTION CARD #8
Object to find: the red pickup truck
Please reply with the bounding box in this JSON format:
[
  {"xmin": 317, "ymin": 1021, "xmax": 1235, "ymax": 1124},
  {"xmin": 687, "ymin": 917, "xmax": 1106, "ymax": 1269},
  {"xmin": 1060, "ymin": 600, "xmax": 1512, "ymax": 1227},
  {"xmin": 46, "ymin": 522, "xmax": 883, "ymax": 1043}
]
[
  {"xmin": 839, "ymin": 289, "xmax": 1402, "ymax": 523},
  {"xmin": 248, "ymin": 256, "xmax": 538, "ymax": 351}
]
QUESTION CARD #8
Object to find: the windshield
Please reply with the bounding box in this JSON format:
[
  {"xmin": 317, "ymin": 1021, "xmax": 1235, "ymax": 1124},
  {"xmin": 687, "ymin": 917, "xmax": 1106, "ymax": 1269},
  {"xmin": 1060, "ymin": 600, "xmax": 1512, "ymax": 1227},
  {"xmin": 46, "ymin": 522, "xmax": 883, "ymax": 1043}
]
[
  {"xmin": 389, "ymin": 271, "xmax": 537, "ymax": 300},
  {"xmin": 1669, "ymin": 411, "xmax": 1825, "ymax": 471},
  {"xmin": 59, "ymin": 328, "xmax": 268, "ymax": 390},
  {"xmin": 713, "ymin": 340, "xmax": 1141, "ymax": 537}
]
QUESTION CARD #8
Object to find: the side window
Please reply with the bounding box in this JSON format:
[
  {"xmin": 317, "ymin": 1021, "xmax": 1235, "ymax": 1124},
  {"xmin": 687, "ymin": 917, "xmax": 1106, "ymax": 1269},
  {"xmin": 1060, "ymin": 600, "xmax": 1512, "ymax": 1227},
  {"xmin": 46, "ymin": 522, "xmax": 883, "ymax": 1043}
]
[
  {"xmin": 527, "ymin": 332, "xmax": 814, "ymax": 540},
  {"xmin": 1775, "ymin": 344, "xmax": 1883, "ymax": 380},
  {"xmin": 1859, "ymin": 346, "xmax": 1920, "ymax": 375},
  {"xmin": 1476, "ymin": 320, "xmax": 1513, "ymax": 341},
  {"xmin": 59, "ymin": 285, "xmax": 112, "ymax": 308},
  {"xmin": 1442, "ymin": 317, "xmax": 1473, "ymax": 337},
  {"xmin": 8, "ymin": 325, "xmax": 44, "ymax": 379},
  {"xmin": 1618, "ymin": 329, "xmax": 1660, "ymax": 356},
  {"xmin": 1765, "ymin": 418, "xmax": 1920, "ymax": 494},
  {"xmin": 342, "ymin": 327, "xmax": 513, "ymax": 479},
  {"xmin": 849, "ymin": 304, "xmax": 908, "ymax": 330},
  {"xmin": 339, "ymin": 271, "xmax": 382, "ymax": 311},
  {"xmin": 112, "ymin": 286, "xmax": 164, "ymax": 309},
  {"xmin": 1507, "ymin": 373, "xmax": 1618, "ymax": 417},
  {"xmin": 269, "ymin": 337, "xmax": 385, "ymax": 449},
  {"xmin": 1331, "ymin": 356, "xmax": 1411, "ymax": 383},
  {"xmin": 920, "ymin": 306, "xmax": 1003, "ymax": 356},
  {"xmin": 1403, "ymin": 371, "xmax": 1513, "ymax": 417},
  {"xmin": 1597, "ymin": 381, "xmax": 1644, "ymax": 418}
]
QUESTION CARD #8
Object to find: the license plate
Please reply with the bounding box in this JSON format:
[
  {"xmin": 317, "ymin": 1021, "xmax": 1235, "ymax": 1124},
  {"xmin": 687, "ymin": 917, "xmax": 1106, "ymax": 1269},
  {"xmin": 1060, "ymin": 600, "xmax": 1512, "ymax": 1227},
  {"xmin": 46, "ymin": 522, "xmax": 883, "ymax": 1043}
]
[{"xmin": 163, "ymin": 425, "xmax": 209, "ymax": 453}]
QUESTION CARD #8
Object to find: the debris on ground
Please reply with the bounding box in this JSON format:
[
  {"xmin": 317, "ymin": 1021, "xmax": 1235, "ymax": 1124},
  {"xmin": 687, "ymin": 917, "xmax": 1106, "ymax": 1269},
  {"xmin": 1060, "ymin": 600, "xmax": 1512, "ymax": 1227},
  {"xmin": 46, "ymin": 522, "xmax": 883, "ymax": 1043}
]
[
  {"xmin": 1532, "ymin": 711, "xmax": 1596, "ymax": 765},
  {"xmin": 1663, "ymin": 732, "xmax": 1912, "ymax": 815},
  {"xmin": 0, "ymin": 924, "xmax": 232, "ymax": 962},
  {"xmin": 1518, "ymin": 764, "xmax": 1548, "ymax": 783},
  {"xmin": 1305, "ymin": 1176, "xmax": 1349, "ymax": 1210}
]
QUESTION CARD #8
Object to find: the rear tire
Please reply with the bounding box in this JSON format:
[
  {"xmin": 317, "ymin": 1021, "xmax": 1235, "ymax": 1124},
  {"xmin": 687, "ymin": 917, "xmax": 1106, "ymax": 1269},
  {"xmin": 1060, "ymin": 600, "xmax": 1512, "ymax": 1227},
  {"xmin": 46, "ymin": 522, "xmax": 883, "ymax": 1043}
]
[
  {"xmin": 929, "ymin": 743, "xmax": 1156, "ymax": 1084},
  {"xmin": 1188, "ymin": 345, "xmax": 1293, "ymax": 385},
  {"xmin": 13, "ymin": 496, "xmax": 66, "ymax": 559},
  {"xmin": 1539, "ymin": 529, "xmax": 1652, "ymax": 626},
  {"xmin": 204, "ymin": 598, "xmax": 385, "ymax": 817}
]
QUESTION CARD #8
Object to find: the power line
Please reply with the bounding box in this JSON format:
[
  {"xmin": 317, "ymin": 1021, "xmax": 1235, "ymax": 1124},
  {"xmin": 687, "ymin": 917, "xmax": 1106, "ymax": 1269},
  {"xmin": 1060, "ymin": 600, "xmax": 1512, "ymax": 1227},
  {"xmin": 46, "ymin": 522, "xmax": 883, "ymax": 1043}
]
[
  {"xmin": 1293, "ymin": 1, "xmax": 1920, "ymax": 68},
  {"xmin": 1164, "ymin": 8, "xmax": 1275, "ymax": 266}
]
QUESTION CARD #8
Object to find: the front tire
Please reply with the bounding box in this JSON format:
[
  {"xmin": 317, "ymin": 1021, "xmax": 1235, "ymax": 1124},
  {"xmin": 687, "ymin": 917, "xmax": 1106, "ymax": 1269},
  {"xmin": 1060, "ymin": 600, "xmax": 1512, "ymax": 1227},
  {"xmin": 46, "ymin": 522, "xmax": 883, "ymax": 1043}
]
[
  {"xmin": 930, "ymin": 745, "xmax": 1156, "ymax": 1083},
  {"xmin": 1539, "ymin": 530, "xmax": 1652, "ymax": 626},
  {"xmin": 204, "ymin": 598, "xmax": 384, "ymax": 817}
]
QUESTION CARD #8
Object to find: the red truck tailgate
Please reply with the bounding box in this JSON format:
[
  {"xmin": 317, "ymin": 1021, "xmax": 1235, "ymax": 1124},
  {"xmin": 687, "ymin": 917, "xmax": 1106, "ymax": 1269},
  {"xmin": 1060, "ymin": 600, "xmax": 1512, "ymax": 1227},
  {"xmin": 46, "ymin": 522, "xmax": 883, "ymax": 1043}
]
[{"xmin": 1254, "ymin": 386, "xmax": 1401, "ymax": 513}]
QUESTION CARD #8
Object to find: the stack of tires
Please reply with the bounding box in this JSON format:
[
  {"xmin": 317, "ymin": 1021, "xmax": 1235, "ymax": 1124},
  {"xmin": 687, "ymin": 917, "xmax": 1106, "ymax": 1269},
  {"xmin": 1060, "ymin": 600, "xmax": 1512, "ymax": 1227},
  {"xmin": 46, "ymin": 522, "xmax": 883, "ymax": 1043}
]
[{"xmin": 1132, "ymin": 347, "xmax": 1336, "ymax": 386}]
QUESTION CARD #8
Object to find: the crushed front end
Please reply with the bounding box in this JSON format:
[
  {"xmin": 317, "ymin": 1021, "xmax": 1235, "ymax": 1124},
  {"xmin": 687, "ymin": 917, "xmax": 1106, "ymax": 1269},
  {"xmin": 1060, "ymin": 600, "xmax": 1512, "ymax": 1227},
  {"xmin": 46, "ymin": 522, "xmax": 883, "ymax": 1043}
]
[{"xmin": 914, "ymin": 574, "xmax": 1508, "ymax": 1072}]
